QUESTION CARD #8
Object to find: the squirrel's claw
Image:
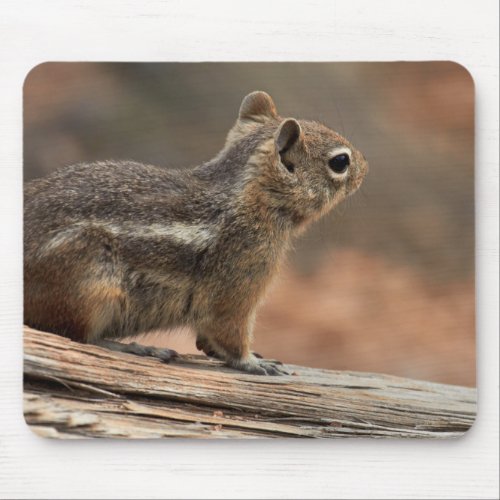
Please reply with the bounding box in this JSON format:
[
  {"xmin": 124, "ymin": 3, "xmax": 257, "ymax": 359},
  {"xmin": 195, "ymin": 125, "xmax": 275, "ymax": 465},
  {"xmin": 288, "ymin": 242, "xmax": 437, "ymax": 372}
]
[{"xmin": 252, "ymin": 351, "xmax": 284, "ymax": 365}]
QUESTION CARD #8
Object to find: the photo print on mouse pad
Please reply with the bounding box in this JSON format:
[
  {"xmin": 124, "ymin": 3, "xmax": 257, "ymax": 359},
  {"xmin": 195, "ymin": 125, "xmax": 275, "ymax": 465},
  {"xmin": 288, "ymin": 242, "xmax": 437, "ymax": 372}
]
[{"xmin": 23, "ymin": 62, "xmax": 476, "ymax": 439}]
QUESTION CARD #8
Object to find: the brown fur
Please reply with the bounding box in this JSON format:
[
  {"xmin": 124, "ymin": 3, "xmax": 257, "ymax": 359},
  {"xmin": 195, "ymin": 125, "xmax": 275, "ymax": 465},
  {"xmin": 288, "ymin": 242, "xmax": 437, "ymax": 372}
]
[{"xmin": 24, "ymin": 91, "xmax": 368, "ymax": 375}]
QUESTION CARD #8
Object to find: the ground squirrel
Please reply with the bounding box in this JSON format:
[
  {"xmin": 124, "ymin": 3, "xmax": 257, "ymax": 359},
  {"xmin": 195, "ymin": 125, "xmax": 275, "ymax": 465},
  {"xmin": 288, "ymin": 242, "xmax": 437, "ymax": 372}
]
[{"xmin": 24, "ymin": 91, "xmax": 368, "ymax": 375}]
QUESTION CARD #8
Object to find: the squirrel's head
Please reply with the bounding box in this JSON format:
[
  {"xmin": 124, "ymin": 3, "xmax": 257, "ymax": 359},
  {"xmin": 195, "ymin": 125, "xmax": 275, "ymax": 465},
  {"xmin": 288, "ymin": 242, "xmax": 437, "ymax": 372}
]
[{"xmin": 225, "ymin": 91, "xmax": 368, "ymax": 229}]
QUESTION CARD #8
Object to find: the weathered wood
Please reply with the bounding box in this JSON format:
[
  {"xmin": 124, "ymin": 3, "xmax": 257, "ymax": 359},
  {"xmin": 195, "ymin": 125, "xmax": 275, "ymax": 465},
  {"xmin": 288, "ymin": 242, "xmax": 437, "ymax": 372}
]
[{"xmin": 23, "ymin": 326, "xmax": 476, "ymax": 439}]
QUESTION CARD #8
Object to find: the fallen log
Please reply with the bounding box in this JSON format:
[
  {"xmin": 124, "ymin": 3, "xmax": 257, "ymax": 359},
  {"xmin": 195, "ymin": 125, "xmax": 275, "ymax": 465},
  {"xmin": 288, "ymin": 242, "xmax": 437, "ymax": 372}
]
[{"xmin": 23, "ymin": 326, "xmax": 476, "ymax": 439}]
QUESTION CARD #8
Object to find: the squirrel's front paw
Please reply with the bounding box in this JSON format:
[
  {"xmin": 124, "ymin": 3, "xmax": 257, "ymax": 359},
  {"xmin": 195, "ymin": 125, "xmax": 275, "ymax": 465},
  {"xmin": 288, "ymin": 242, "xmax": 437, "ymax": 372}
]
[{"xmin": 230, "ymin": 356, "xmax": 289, "ymax": 376}]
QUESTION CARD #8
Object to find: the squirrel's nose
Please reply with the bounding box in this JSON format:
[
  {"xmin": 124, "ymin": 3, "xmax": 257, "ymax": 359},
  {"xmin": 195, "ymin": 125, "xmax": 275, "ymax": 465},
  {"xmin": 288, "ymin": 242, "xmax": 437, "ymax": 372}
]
[{"xmin": 358, "ymin": 153, "xmax": 369, "ymax": 174}]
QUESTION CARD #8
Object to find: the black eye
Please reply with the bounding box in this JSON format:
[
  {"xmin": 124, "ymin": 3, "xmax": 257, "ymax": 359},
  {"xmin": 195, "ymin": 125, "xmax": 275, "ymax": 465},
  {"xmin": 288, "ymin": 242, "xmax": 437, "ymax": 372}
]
[{"xmin": 328, "ymin": 154, "xmax": 350, "ymax": 174}]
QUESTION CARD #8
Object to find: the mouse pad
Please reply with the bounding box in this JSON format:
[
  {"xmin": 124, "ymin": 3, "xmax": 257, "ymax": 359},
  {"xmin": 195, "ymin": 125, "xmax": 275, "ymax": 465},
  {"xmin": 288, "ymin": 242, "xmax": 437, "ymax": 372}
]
[{"xmin": 23, "ymin": 62, "xmax": 476, "ymax": 438}]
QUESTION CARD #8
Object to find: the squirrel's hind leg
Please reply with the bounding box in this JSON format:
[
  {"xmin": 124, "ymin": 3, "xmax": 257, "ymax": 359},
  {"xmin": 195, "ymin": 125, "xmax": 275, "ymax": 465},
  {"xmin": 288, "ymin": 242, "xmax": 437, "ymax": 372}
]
[{"xmin": 94, "ymin": 339, "xmax": 178, "ymax": 363}]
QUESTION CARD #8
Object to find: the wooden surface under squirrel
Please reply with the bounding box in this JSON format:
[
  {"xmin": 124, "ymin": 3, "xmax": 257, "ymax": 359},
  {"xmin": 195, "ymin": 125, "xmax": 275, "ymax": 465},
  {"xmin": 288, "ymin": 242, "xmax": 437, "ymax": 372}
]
[
  {"xmin": 24, "ymin": 326, "xmax": 476, "ymax": 439},
  {"xmin": 24, "ymin": 91, "xmax": 368, "ymax": 376}
]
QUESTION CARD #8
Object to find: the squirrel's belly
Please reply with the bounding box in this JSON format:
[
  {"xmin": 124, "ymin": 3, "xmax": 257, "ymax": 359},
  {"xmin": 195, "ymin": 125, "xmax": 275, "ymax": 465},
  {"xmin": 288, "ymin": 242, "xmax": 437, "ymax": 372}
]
[{"xmin": 123, "ymin": 268, "xmax": 196, "ymax": 332}]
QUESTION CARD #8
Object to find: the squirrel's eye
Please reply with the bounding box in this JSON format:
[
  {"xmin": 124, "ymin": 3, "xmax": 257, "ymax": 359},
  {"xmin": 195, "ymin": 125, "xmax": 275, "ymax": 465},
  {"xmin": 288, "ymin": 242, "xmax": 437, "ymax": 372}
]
[{"xmin": 328, "ymin": 154, "xmax": 350, "ymax": 174}]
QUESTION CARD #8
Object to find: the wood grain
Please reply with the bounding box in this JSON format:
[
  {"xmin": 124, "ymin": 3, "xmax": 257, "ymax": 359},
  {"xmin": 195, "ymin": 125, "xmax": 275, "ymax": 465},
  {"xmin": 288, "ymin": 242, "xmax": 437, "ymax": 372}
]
[{"xmin": 23, "ymin": 326, "xmax": 476, "ymax": 439}]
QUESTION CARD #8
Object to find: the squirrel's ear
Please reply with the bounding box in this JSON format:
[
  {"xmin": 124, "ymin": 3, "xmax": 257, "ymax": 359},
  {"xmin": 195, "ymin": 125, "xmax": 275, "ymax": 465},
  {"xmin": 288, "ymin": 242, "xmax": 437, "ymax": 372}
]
[
  {"xmin": 238, "ymin": 91, "xmax": 278, "ymax": 122},
  {"xmin": 275, "ymin": 118, "xmax": 302, "ymax": 153}
]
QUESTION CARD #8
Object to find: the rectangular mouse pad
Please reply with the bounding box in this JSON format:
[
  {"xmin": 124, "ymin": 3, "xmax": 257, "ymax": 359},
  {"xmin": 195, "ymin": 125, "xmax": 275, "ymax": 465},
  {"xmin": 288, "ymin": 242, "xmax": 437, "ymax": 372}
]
[{"xmin": 23, "ymin": 62, "xmax": 476, "ymax": 439}]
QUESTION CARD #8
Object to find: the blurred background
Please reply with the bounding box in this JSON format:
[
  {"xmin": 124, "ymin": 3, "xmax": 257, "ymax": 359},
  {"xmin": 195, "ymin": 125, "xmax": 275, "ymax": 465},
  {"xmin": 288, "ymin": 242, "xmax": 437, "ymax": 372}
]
[{"xmin": 24, "ymin": 62, "xmax": 475, "ymax": 386}]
